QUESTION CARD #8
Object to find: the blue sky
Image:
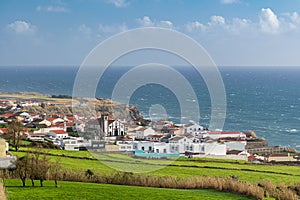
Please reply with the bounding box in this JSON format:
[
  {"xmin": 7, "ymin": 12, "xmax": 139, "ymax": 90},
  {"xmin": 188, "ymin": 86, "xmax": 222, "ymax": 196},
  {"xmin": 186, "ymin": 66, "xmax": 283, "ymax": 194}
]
[{"xmin": 1, "ymin": 0, "xmax": 300, "ymax": 66}]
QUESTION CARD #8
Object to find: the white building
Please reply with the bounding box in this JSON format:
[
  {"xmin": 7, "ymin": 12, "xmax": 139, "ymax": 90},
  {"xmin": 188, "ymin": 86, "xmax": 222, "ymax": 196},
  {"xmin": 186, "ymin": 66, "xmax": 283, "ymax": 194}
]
[
  {"xmin": 153, "ymin": 142, "xmax": 170, "ymax": 154},
  {"xmin": 134, "ymin": 141, "xmax": 154, "ymax": 153},
  {"xmin": 169, "ymin": 136, "xmax": 193, "ymax": 154},
  {"xmin": 224, "ymin": 141, "xmax": 247, "ymax": 151},
  {"xmin": 106, "ymin": 118, "xmax": 126, "ymax": 137},
  {"xmin": 145, "ymin": 134, "xmax": 163, "ymax": 142},
  {"xmin": 186, "ymin": 142, "xmax": 226, "ymax": 156},
  {"xmin": 135, "ymin": 127, "xmax": 155, "ymax": 139},
  {"xmin": 184, "ymin": 123, "xmax": 204, "ymax": 136},
  {"xmin": 49, "ymin": 130, "xmax": 68, "ymax": 139},
  {"xmin": 62, "ymin": 138, "xmax": 79, "ymax": 151},
  {"xmin": 208, "ymin": 132, "xmax": 246, "ymax": 140},
  {"xmin": 118, "ymin": 142, "xmax": 134, "ymax": 152}
]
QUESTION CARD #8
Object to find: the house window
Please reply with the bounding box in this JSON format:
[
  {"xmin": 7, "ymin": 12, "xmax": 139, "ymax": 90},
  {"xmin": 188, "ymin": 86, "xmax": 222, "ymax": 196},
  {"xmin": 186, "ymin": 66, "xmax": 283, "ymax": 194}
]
[
  {"xmin": 141, "ymin": 146, "xmax": 144, "ymax": 151},
  {"xmin": 201, "ymin": 146, "xmax": 205, "ymax": 152},
  {"xmin": 156, "ymin": 149, "xmax": 159, "ymax": 153},
  {"xmin": 163, "ymin": 149, "xmax": 166, "ymax": 153}
]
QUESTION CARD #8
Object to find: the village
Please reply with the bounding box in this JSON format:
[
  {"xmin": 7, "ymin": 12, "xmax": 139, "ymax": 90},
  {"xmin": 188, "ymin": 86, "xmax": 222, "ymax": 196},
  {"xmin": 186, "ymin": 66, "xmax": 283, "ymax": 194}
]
[{"xmin": 0, "ymin": 97, "xmax": 299, "ymax": 164}]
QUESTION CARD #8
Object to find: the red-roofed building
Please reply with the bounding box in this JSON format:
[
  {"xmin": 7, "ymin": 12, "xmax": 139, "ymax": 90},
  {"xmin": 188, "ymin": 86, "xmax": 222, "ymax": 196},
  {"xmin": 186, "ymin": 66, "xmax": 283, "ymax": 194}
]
[
  {"xmin": 1, "ymin": 112, "xmax": 14, "ymax": 119},
  {"xmin": 49, "ymin": 130, "xmax": 68, "ymax": 139},
  {"xmin": 0, "ymin": 128, "xmax": 8, "ymax": 134},
  {"xmin": 145, "ymin": 134, "xmax": 163, "ymax": 142}
]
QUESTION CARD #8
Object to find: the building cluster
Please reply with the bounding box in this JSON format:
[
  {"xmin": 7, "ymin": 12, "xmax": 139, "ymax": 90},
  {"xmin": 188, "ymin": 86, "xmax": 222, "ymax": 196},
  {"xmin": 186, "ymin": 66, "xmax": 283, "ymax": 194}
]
[{"xmin": 0, "ymin": 98, "xmax": 298, "ymax": 162}]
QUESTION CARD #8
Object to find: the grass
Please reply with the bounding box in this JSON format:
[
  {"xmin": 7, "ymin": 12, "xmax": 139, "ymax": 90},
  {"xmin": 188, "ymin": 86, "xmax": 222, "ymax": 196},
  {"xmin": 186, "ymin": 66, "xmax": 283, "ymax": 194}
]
[
  {"xmin": 4, "ymin": 179, "xmax": 252, "ymax": 200},
  {"xmin": 11, "ymin": 150, "xmax": 300, "ymax": 184}
]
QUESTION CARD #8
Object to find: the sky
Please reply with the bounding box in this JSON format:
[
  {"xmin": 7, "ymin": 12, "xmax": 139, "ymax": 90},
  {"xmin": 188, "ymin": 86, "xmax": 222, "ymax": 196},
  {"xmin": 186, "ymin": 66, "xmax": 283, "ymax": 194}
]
[{"xmin": 1, "ymin": 0, "xmax": 300, "ymax": 66}]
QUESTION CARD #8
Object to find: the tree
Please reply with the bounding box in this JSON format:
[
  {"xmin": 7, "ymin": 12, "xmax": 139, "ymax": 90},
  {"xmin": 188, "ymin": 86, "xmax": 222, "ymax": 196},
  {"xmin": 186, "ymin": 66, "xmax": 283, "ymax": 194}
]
[
  {"xmin": 28, "ymin": 149, "xmax": 50, "ymax": 187},
  {"xmin": 16, "ymin": 154, "xmax": 30, "ymax": 187},
  {"xmin": 51, "ymin": 157, "xmax": 61, "ymax": 187},
  {"xmin": 7, "ymin": 121, "xmax": 24, "ymax": 151}
]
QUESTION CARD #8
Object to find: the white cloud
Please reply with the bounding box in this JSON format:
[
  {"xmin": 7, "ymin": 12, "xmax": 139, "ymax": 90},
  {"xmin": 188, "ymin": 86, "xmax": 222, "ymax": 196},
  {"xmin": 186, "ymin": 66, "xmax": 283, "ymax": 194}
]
[
  {"xmin": 186, "ymin": 21, "xmax": 206, "ymax": 32},
  {"xmin": 137, "ymin": 16, "xmax": 174, "ymax": 29},
  {"xmin": 7, "ymin": 20, "xmax": 37, "ymax": 34},
  {"xmin": 260, "ymin": 8, "xmax": 280, "ymax": 34},
  {"xmin": 185, "ymin": 15, "xmax": 253, "ymax": 35},
  {"xmin": 36, "ymin": 5, "xmax": 68, "ymax": 12},
  {"xmin": 289, "ymin": 12, "xmax": 300, "ymax": 24},
  {"xmin": 158, "ymin": 20, "xmax": 173, "ymax": 29},
  {"xmin": 78, "ymin": 24, "xmax": 92, "ymax": 38},
  {"xmin": 210, "ymin": 15, "xmax": 226, "ymax": 25},
  {"xmin": 137, "ymin": 16, "xmax": 154, "ymax": 27},
  {"xmin": 106, "ymin": 0, "xmax": 129, "ymax": 8},
  {"xmin": 220, "ymin": 0, "xmax": 239, "ymax": 4}
]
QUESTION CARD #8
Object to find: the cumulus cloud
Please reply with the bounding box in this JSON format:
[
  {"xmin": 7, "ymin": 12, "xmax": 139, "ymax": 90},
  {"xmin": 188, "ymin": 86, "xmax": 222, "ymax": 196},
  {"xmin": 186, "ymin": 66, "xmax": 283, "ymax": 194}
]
[
  {"xmin": 7, "ymin": 20, "xmax": 37, "ymax": 34},
  {"xmin": 137, "ymin": 16, "xmax": 154, "ymax": 27},
  {"xmin": 289, "ymin": 12, "xmax": 300, "ymax": 24},
  {"xmin": 260, "ymin": 8, "xmax": 280, "ymax": 34},
  {"xmin": 185, "ymin": 15, "xmax": 253, "ymax": 35},
  {"xmin": 210, "ymin": 15, "xmax": 226, "ymax": 25},
  {"xmin": 186, "ymin": 21, "xmax": 206, "ymax": 32},
  {"xmin": 220, "ymin": 0, "xmax": 239, "ymax": 4},
  {"xmin": 106, "ymin": 0, "xmax": 129, "ymax": 8},
  {"xmin": 36, "ymin": 5, "xmax": 68, "ymax": 12},
  {"xmin": 137, "ymin": 16, "xmax": 173, "ymax": 29}
]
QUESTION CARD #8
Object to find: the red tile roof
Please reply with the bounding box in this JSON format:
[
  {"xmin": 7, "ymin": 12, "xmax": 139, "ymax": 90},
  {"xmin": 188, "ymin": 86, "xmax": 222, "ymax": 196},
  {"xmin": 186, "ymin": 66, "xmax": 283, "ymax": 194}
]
[
  {"xmin": 1, "ymin": 113, "xmax": 14, "ymax": 118},
  {"xmin": 46, "ymin": 117, "xmax": 57, "ymax": 122},
  {"xmin": 51, "ymin": 130, "xmax": 67, "ymax": 134},
  {"xmin": 0, "ymin": 128, "xmax": 8, "ymax": 134},
  {"xmin": 108, "ymin": 115, "xmax": 115, "ymax": 121}
]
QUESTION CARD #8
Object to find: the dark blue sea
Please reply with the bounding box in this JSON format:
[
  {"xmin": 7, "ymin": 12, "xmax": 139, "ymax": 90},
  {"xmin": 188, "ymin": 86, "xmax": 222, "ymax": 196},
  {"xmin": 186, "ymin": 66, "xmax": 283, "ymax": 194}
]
[{"xmin": 1, "ymin": 66, "xmax": 300, "ymax": 150}]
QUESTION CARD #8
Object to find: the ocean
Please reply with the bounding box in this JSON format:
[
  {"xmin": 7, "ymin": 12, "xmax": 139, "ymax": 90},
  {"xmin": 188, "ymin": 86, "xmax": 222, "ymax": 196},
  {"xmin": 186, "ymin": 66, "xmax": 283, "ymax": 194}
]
[{"xmin": 0, "ymin": 66, "xmax": 299, "ymax": 150}]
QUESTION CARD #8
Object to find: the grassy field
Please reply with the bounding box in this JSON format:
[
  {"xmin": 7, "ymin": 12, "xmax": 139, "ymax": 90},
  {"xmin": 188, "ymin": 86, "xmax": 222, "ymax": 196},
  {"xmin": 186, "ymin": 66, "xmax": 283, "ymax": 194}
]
[
  {"xmin": 11, "ymin": 149, "xmax": 300, "ymax": 185},
  {"xmin": 4, "ymin": 180, "xmax": 252, "ymax": 200}
]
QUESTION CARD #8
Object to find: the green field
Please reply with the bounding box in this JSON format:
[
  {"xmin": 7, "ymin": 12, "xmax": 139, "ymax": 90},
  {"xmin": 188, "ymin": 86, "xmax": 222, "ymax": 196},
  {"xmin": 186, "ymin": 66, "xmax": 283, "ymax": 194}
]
[
  {"xmin": 4, "ymin": 180, "xmax": 252, "ymax": 200},
  {"xmin": 11, "ymin": 149, "xmax": 300, "ymax": 185}
]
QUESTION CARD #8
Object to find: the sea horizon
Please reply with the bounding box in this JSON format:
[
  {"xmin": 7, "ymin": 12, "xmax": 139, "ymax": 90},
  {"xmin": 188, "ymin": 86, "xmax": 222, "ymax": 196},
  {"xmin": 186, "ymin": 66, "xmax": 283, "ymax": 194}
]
[{"xmin": 1, "ymin": 65, "xmax": 300, "ymax": 150}]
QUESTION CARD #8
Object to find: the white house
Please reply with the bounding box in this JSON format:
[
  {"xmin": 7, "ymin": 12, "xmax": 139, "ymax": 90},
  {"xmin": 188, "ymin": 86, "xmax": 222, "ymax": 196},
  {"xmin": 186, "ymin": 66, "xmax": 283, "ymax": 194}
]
[
  {"xmin": 186, "ymin": 142, "xmax": 226, "ymax": 156},
  {"xmin": 145, "ymin": 134, "xmax": 163, "ymax": 142},
  {"xmin": 208, "ymin": 132, "xmax": 246, "ymax": 140},
  {"xmin": 134, "ymin": 141, "xmax": 154, "ymax": 153},
  {"xmin": 153, "ymin": 142, "xmax": 170, "ymax": 154},
  {"xmin": 118, "ymin": 142, "xmax": 134, "ymax": 152},
  {"xmin": 49, "ymin": 130, "xmax": 68, "ymax": 139},
  {"xmin": 62, "ymin": 138, "xmax": 79, "ymax": 151},
  {"xmin": 184, "ymin": 123, "xmax": 204, "ymax": 136},
  {"xmin": 169, "ymin": 136, "xmax": 193, "ymax": 154},
  {"xmin": 224, "ymin": 141, "xmax": 247, "ymax": 151},
  {"xmin": 135, "ymin": 127, "xmax": 155, "ymax": 139},
  {"xmin": 27, "ymin": 133, "xmax": 45, "ymax": 142}
]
